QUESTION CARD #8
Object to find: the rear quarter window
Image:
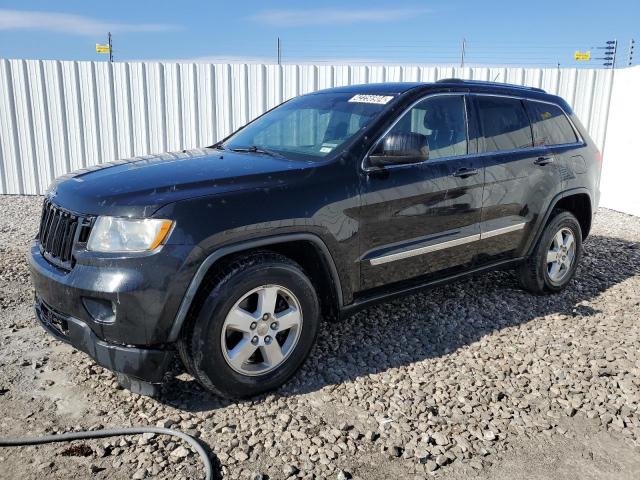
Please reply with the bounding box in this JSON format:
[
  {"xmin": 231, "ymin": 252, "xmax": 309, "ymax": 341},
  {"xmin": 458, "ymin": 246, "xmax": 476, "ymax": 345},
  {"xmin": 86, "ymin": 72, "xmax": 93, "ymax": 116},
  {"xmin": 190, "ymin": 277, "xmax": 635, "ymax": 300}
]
[{"xmin": 526, "ymin": 101, "xmax": 578, "ymax": 146}]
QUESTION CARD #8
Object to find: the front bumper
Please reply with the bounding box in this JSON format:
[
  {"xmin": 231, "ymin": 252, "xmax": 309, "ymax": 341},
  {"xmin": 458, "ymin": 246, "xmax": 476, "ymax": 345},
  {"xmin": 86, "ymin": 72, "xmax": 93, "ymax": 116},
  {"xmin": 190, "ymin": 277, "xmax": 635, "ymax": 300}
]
[
  {"xmin": 27, "ymin": 238, "xmax": 204, "ymax": 382},
  {"xmin": 35, "ymin": 296, "xmax": 174, "ymax": 382},
  {"xmin": 27, "ymin": 241, "xmax": 200, "ymax": 345}
]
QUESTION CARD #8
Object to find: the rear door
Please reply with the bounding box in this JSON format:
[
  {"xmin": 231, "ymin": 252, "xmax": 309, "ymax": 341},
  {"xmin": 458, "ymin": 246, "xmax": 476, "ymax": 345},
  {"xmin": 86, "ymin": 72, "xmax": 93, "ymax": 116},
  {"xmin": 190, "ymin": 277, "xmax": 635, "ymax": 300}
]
[
  {"xmin": 473, "ymin": 94, "xmax": 563, "ymax": 263},
  {"xmin": 525, "ymin": 99, "xmax": 584, "ymax": 182},
  {"xmin": 358, "ymin": 93, "xmax": 485, "ymax": 290}
]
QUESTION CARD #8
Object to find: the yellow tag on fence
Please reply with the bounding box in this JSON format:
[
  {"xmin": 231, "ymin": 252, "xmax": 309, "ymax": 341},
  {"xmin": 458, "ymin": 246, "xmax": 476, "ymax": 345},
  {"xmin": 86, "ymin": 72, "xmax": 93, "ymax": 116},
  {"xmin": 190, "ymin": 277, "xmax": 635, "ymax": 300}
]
[
  {"xmin": 96, "ymin": 44, "xmax": 111, "ymax": 54},
  {"xmin": 574, "ymin": 51, "xmax": 591, "ymax": 61}
]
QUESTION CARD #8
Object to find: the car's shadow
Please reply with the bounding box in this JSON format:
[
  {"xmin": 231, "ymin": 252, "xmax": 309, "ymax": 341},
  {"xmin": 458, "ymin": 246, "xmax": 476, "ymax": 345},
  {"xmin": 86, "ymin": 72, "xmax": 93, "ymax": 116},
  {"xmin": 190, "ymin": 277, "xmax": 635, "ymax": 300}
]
[{"xmin": 158, "ymin": 234, "xmax": 639, "ymax": 412}]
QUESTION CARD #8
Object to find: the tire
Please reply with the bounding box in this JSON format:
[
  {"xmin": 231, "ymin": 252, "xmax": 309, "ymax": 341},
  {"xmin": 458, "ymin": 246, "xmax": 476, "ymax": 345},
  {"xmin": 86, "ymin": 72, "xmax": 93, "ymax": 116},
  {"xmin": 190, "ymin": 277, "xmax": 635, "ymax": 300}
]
[
  {"xmin": 517, "ymin": 210, "xmax": 583, "ymax": 294},
  {"xmin": 177, "ymin": 252, "xmax": 320, "ymax": 399}
]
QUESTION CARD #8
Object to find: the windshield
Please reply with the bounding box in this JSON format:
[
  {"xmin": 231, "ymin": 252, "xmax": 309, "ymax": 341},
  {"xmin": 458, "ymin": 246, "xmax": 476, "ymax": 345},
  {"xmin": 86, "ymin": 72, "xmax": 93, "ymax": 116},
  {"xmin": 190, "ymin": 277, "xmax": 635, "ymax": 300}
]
[{"xmin": 222, "ymin": 92, "xmax": 394, "ymax": 159}]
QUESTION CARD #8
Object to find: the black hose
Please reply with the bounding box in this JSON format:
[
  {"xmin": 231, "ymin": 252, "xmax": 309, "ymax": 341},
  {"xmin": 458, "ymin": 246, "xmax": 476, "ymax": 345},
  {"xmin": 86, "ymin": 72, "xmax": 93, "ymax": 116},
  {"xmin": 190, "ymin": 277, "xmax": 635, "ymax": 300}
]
[{"xmin": 0, "ymin": 426, "xmax": 213, "ymax": 480}]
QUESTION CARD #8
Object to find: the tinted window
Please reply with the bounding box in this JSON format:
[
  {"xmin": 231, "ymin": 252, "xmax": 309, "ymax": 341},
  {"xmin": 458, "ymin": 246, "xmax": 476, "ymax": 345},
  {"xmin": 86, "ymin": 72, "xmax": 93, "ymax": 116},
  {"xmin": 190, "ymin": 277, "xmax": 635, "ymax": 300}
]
[
  {"xmin": 477, "ymin": 96, "xmax": 533, "ymax": 152},
  {"xmin": 384, "ymin": 95, "xmax": 468, "ymax": 160},
  {"xmin": 526, "ymin": 101, "xmax": 578, "ymax": 146}
]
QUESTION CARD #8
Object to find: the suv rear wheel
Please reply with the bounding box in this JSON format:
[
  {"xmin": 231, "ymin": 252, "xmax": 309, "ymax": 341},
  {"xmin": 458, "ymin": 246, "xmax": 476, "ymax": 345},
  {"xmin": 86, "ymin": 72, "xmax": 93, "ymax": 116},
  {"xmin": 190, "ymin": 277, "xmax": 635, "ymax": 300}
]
[
  {"xmin": 178, "ymin": 252, "xmax": 320, "ymax": 398},
  {"xmin": 517, "ymin": 210, "xmax": 583, "ymax": 293}
]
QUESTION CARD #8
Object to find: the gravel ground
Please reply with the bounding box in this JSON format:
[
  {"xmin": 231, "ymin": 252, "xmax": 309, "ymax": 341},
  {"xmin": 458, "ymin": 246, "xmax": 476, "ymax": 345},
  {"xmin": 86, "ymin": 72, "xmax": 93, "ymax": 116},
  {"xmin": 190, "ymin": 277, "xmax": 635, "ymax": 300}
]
[{"xmin": 0, "ymin": 194, "xmax": 639, "ymax": 480}]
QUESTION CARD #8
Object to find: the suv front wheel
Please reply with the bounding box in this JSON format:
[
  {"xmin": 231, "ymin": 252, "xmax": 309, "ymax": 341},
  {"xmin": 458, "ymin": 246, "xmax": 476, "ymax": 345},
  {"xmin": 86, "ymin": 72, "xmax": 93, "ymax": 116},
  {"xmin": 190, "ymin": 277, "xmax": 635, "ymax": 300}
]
[
  {"xmin": 178, "ymin": 252, "xmax": 320, "ymax": 398},
  {"xmin": 517, "ymin": 210, "xmax": 583, "ymax": 293}
]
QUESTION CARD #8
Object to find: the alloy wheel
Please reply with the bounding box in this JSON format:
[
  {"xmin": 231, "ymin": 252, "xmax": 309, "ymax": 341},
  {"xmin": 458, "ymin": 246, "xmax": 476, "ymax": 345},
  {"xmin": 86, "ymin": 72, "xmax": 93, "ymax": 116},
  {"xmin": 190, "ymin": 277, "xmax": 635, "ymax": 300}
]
[
  {"xmin": 220, "ymin": 285, "xmax": 303, "ymax": 376},
  {"xmin": 546, "ymin": 227, "xmax": 576, "ymax": 283}
]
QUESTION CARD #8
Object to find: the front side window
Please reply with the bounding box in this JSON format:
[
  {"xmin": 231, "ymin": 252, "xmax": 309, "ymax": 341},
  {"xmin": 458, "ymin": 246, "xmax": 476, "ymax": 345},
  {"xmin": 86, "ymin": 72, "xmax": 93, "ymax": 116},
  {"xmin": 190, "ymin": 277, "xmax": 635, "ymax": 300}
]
[
  {"xmin": 223, "ymin": 93, "xmax": 391, "ymax": 160},
  {"xmin": 526, "ymin": 101, "xmax": 578, "ymax": 146},
  {"xmin": 476, "ymin": 96, "xmax": 533, "ymax": 152},
  {"xmin": 380, "ymin": 95, "xmax": 468, "ymax": 160}
]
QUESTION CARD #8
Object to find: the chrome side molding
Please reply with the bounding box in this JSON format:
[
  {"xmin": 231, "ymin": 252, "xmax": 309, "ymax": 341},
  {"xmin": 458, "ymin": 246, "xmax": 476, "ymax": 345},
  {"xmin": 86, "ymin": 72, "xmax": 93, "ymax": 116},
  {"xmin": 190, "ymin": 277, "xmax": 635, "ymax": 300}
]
[
  {"xmin": 369, "ymin": 234, "xmax": 481, "ymax": 266},
  {"xmin": 479, "ymin": 222, "xmax": 527, "ymax": 239},
  {"xmin": 369, "ymin": 223, "xmax": 526, "ymax": 265}
]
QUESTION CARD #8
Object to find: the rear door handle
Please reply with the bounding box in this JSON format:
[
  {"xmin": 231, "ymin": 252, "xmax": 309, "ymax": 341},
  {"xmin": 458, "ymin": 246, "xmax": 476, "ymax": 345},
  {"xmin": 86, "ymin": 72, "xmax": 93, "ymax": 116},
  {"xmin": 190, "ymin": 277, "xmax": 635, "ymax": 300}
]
[
  {"xmin": 452, "ymin": 167, "xmax": 479, "ymax": 178},
  {"xmin": 534, "ymin": 156, "xmax": 554, "ymax": 166}
]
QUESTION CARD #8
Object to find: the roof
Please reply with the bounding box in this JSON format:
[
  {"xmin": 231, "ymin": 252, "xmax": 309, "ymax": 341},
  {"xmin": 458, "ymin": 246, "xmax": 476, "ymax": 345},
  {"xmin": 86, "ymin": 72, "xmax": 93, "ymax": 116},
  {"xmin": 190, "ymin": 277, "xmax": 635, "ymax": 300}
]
[
  {"xmin": 434, "ymin": 78, "xmax": 546, "ymax": 93},
  {"xmin": 307, "ymin": 79, "xmax": 569, "ymax": 111},
  {"xmin": 311, "ymin": 79, "xmax": 548, "ymax": 97}
]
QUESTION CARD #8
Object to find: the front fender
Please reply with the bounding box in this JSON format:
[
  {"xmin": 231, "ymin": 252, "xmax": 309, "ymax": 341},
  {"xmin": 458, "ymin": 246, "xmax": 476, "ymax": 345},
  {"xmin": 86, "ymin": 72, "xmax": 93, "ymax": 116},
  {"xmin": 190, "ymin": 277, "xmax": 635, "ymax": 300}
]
[{"xmin": 166, "ymin": 233, "xmax": 343, "ymax": 342}]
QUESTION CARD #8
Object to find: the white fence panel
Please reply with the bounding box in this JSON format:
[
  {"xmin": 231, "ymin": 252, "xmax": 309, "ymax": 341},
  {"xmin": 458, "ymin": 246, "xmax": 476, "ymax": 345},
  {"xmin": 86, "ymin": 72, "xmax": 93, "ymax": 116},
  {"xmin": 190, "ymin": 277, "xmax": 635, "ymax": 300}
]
[
  {"xmin": 600, "ymin": 66, "xmax": 640, "ymax": 216},
  {"xmin": 0, "ymin": 59, "xmax": 619, "ymax": 201}
]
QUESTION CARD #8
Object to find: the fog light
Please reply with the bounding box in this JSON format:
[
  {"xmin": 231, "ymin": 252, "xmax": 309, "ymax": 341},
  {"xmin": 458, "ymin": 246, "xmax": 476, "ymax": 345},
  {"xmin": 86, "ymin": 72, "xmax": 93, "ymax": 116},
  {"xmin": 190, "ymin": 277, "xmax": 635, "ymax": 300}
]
[{"xmin": 82, "ymin": 297, "xmax": 116, "ymax": 324}]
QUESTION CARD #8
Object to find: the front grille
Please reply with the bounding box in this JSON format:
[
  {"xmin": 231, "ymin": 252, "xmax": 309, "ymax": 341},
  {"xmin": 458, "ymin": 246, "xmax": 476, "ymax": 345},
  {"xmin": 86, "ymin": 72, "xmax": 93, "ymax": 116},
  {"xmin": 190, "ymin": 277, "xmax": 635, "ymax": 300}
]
[{"xmin": 37, "ymin": 199, "xmax": 91, "ymax": 270}]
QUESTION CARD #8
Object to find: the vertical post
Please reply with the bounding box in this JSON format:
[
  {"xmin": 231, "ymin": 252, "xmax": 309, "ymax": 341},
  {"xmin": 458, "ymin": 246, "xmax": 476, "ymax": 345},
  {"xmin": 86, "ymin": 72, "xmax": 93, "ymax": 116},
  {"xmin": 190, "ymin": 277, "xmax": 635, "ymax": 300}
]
[
  {"xmin": 108, "ymin": 32, "xmax": 113, "ymax": 63},
  {"xmin": 612, "ymin": 39, "xmax": 617, "ymax": 69},
  {"xmin": 277, "ymin": 37, "xmax": 281, "ymax": 65},
  {"xmin": 460, "ymin": 38, "xmax": 466, "ymax": 68},
  {"xmin": 629, "ymin": 39, "xmax": 635, "ymax": 66}
]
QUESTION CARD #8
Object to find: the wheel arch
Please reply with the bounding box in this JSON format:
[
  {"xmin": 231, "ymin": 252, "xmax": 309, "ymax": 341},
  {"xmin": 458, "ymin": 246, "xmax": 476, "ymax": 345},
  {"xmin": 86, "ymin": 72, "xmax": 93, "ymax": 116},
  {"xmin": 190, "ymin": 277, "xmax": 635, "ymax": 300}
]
[
  {"xmin": 553, "ymin": 192, "xmax": 592, "ymax": 239},
  {"xmin": 168, "ymin": 233, "xmax": 343, "ymax": 342},
  {"xmin": 525, "ymin": 188, "xmax": 593, "ymax": 257}
]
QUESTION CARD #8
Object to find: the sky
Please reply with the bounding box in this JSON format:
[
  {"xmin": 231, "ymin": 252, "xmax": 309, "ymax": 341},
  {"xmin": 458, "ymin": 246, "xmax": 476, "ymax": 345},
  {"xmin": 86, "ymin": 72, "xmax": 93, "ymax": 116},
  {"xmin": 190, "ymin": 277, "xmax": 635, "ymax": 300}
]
[{"xmin": 0, "ymin": 1, "xmax": 637, "ymax": 68}]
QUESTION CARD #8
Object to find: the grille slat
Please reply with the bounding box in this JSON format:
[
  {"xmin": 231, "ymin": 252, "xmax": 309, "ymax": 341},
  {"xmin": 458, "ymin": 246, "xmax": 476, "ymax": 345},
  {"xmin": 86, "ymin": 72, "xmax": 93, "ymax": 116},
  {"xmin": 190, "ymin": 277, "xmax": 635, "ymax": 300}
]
[
  {"xmin": 38, "ymin": 203, "xmax": 48, "ymax": 241},
  {"xmin": 60, "ymin": 220, "xmax": 70, "ymax": 262},
  {"xmin": 46, "ymin": 213, "xmax": 61, "ymax": 253},
  {"xmin": 61, "ymin": 218, "xmax": 77, "ymax": 262},
  {"xmin": 53, "ymin": 216, "xmax": 67, "ymax": 259},
  {"xmin": 38, "ymin": 199, "xmax": 87, "ymax": 270},
  {"xmin": 41, "ymin": 204, "xmax": 54, "ymax": 247},
  {"xmin": 53, "ymin": 215, "xmax": 67, "ymax": 255}
]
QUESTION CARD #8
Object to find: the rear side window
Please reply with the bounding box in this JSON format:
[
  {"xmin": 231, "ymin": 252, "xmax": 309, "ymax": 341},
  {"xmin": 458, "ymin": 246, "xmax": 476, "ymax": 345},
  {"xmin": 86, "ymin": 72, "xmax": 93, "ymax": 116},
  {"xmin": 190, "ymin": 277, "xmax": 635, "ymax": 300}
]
[
  {"xmin": 526, "ymin": 101, "xmax": 578, "ymax": 146},
  {"xmin": 476, "ymin": 96, "xmax": 533, "ymax": 152}
]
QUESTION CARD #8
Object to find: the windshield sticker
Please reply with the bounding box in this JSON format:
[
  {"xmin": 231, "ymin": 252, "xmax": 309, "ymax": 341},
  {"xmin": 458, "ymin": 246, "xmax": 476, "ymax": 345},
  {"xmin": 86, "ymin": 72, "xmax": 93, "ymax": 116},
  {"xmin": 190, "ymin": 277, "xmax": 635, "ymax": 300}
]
[
  {"xmin": 348, "ymin": 94, "xmax": 394, "ymax": 105},
  {"xmin": 320, "ymin": 143, "xmax": 338, "ymax": 153}
]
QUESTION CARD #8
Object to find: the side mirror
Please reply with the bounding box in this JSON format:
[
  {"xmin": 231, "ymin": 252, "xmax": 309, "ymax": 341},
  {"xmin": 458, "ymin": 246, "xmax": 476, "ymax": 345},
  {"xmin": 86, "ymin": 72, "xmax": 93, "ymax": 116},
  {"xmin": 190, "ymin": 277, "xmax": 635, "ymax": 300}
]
[{"xmin": 368, "ymin": 132, "xmax": 429, "ymax": 168}]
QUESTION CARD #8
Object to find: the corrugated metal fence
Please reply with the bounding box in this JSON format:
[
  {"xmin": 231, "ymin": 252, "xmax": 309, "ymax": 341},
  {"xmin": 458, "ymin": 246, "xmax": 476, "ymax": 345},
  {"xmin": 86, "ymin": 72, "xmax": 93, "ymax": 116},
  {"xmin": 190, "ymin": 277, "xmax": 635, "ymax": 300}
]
[{"xmin": 0, "ymin": 59, "xmax": 614, "ymax": 195}]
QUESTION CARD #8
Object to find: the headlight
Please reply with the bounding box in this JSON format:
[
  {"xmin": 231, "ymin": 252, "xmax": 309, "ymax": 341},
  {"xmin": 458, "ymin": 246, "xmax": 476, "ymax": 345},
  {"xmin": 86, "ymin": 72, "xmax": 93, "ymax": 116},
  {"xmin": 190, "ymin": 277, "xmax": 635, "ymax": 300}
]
[{"xmin": 87, "ymin": 217, "xmax": 174, "ymax": 253}]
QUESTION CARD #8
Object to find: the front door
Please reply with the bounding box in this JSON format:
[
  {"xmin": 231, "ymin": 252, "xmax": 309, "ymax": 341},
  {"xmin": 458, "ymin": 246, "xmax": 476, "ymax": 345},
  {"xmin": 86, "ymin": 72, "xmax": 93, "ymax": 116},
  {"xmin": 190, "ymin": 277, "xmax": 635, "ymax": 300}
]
[{"xmin": 358, "ymin": 94, "xmax": 485, "ymax": 290}]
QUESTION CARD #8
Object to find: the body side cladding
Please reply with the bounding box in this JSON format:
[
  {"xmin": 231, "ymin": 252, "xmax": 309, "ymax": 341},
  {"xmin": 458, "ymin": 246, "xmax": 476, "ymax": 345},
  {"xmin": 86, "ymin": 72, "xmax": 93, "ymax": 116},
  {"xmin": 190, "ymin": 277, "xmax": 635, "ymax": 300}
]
[
  {"xmin": 341, "ymin": 257, "xmax": 524, "ymax": 318},
  {"xmin": 167, "ymin": 233, "xmax": 343, "ymax": 342}
]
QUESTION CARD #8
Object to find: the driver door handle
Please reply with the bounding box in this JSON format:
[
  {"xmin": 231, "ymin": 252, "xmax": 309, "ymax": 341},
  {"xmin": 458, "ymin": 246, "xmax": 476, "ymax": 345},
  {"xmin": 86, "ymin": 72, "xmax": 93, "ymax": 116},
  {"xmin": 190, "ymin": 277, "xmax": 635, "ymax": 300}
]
[
  {"xmin": 452, "ymin": 167, "xmax": 479, "ymax": 178},
  {"xmin": 534, "ymin": 156, "xmax": 554, "ymax": 166}
]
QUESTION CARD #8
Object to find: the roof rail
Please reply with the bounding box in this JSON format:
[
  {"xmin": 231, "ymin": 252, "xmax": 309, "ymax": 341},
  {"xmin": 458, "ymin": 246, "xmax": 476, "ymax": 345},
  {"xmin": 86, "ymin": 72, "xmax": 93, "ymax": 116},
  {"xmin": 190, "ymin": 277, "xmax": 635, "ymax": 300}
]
[{"xmin": 436, "ymin": 78, "xmax": 546, "ymax": 93}]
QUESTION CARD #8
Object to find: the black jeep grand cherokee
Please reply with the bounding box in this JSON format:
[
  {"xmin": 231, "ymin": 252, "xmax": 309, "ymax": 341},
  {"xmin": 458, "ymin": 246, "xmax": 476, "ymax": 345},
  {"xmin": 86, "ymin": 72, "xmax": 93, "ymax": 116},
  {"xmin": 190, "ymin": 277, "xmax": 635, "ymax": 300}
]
[{"xmin": 28, "ymin": 80, "xmax": 601, "ymax": 398}]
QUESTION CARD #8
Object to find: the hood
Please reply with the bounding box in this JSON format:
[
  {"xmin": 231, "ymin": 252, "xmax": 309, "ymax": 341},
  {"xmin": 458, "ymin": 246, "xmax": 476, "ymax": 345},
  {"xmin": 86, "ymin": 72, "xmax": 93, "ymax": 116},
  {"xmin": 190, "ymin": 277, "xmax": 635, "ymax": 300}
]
[{"xmin": 49, "ymin": 148, "xmax": 316, "ymax": 217}]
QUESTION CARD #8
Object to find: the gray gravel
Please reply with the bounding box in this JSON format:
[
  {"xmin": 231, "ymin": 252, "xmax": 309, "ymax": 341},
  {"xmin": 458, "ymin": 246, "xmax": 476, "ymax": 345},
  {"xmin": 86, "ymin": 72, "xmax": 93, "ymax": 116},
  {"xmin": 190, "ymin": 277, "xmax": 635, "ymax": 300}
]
[{"xmin": 0, "ymin": 195, "xmax": 639, "ymax": 480}]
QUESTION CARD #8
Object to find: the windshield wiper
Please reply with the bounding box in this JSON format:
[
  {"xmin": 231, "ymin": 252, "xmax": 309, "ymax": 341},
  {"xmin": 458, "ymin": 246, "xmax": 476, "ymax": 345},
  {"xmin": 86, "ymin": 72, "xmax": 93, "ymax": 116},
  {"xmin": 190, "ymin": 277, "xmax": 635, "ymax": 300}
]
[
  {"xmin": 230, "ymin": 145, "xmax": 284, "ymax": 158},
  {"xmin": 209, "ymin": 141, "xmax": 225, "ymax": 150}
]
